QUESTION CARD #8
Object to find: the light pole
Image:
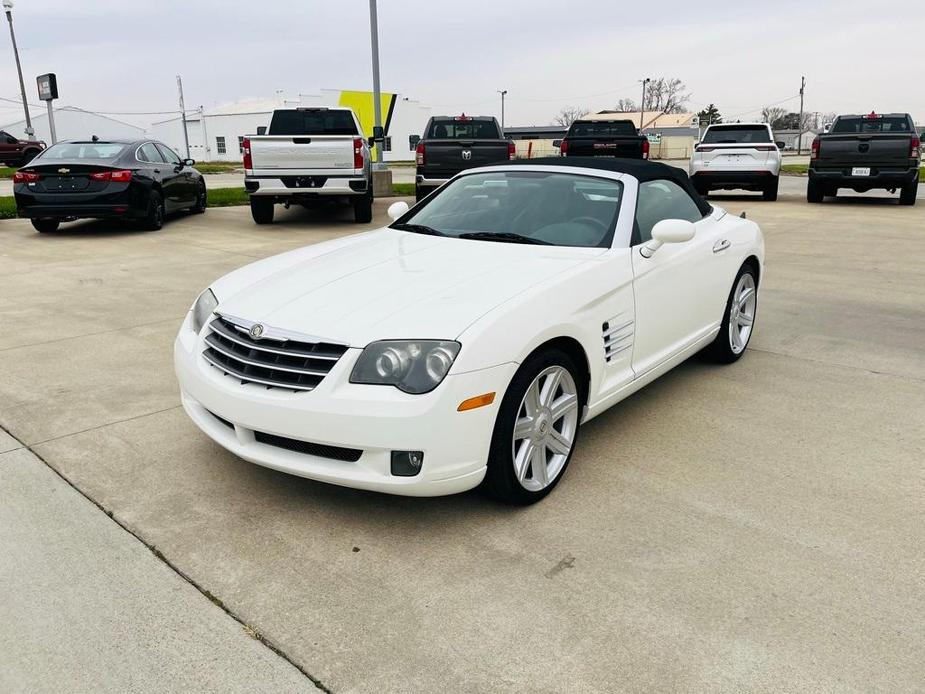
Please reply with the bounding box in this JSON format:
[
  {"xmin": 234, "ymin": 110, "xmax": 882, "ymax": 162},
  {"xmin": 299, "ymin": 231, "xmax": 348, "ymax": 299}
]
[
  {"xmin": 796, "ymin": 75, "xmax": 806, "ymax": 155},
  {"xmin": 3, "ymin": 0, "xmax": 33, "ymax": 136},
  {"xmin": 639, "ymin": 78, "xmax": 651, "ymax": 130},
  {"xmin": 368, "ymin": 0, "xmax": 385, "ymax": 170},
  {"xmin": 498, "ymin": 90, "xmax": 507, "ymax": 136}
]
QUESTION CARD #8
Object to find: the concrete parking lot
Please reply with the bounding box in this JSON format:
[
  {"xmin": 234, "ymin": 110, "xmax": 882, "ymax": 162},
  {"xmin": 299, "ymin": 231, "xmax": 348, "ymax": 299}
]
[{"xmin": 1, "ymin": 183, "xmax": 923, "ymax": 693}]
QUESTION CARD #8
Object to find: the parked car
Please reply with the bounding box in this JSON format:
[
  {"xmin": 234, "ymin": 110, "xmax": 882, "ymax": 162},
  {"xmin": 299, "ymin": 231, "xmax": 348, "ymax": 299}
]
[
  {"xmin": 414, "ymin": 115, "xmax": 514, "ymax": 202},
  {"xmin": 689, "ymin": 123, "xmax": 783, "ymax": 201},
  {"xmin": 0, "ymin": 129, "xmax": 45, "ymax": 167},
  {"xmin": 13, "ymin": 138, "xmax": 206, "ymax": 233},
  {"xmin": 558, "ymin": 119, "xmax": 650, "ymax": 160},
  {"xmin": 808, "ymin": 112, "xmax": 920, "ymax": 205},
  {"xmin": 243, "ymin": 107, "xmax": 373, "ymax": 224},
  {"xmin": 175, "ymin": 158, "xmax": 764, "ymax": 504}
]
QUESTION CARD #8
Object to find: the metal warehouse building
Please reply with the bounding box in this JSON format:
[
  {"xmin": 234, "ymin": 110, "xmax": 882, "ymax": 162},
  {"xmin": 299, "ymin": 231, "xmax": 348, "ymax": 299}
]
[
  {"xmin": 150, "ymin": 90, "xmax": 432, "ymax": 163},
  {"xmin": 1, "ymin": 106, "xmax": 144, "ymax": 144}
]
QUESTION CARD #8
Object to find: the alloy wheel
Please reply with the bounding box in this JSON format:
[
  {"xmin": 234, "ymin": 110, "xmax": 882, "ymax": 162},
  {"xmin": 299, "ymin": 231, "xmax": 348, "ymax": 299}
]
[
  {"xmin": 511, "ymin": 366, "xmax": 579, "ymax": 492},
  {"xmin": 729, "ymin": 273, "xmax": 756, "ymax": 354}
]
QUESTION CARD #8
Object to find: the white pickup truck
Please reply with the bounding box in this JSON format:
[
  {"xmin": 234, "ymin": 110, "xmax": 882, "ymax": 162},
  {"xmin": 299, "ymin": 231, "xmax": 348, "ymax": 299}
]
[{"xmin": 243, "ymin": 108, "xmax": 374, "ymax": 224}]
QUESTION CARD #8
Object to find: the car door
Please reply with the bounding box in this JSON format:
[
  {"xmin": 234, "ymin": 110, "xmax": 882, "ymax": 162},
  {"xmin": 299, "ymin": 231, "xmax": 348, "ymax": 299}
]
[
  {"xmin": 0, "ymin": 131, "xmax": 17, "ymax": 164},
  {"xmin": 154, "ymin": 143, "xmax": 188, "ymax": 210},
  {"xmin": 630, "ymin": 179, "xmax": 724, "ymax": 376}
]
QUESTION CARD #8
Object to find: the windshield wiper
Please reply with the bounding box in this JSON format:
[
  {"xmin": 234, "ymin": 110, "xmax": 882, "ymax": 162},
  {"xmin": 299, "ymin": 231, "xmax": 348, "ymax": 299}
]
[
  {"xmin": 391, "ymin": 223, "xmax": 447, "ymax": 237},
  {"xmin": 458, "ymin": 232, "xmax": 552, "ymax": 245}
]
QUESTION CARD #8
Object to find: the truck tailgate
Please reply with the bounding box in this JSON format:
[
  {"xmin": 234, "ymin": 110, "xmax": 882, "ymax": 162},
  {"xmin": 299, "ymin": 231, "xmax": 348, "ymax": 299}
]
[
  {"xmin": 422, "ymin": 141, "xmax": 510, "ymax": 177},
  {"xmin": 817, "ymin": 134, "xmax": 912, "ymax": 166},
  {"xmin": 249, "ymin": 135, "xmax": 356, "ymax": 170},
  {"xmin": 565, "ymin": 138, "xmax": 645, "ymax": 158}
]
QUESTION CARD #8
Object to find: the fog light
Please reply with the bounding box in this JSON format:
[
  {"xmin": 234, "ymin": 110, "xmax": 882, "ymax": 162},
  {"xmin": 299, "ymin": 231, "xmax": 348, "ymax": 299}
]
[{"xmin": 391, "ymin": 450, "xmax": 424, "ymax": 477}]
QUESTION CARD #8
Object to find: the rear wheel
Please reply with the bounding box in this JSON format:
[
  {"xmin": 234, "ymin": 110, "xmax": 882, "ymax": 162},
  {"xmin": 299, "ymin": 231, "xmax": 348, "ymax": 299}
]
[
  {"xmin": 352, "ymin": 191, "xmax": 373, "ymax": 223},
  {"xmin": 704, "ymin": 263, "xmax": 758, "ymax": 364},
  {"xmin": 250, "ymin": 197, "xmax": 274, "ymax": 224},
  {"xmin": 899, "ymin": 178, "xmax": 918, "ymax": 206},
  {"xmin": 762, "ymin": 176, "xmax": 779, "ymax": 201},
  {"xmin": 143, "ymin": 191, "xmax": 165, "ymax": 230},
  {"xmin": 31, "ymin": 218, "xmax": 59, "ymax": 234},
  {"xmin": 806, "ymin": 177, "xmax": 824, "ymax": 203},
  {"xmin": 484, "ymin": 349, "xmax": 583, "ymax": 505},
  {"xmin": 20, "ymin": 149, "xmax": 39, "ymax": 165}
]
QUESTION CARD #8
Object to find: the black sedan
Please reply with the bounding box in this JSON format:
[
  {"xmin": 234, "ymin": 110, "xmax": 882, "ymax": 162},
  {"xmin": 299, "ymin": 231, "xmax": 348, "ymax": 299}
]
[{"xmin": 13, "ymin": 138, "xmax": 207, "ymax": 233}]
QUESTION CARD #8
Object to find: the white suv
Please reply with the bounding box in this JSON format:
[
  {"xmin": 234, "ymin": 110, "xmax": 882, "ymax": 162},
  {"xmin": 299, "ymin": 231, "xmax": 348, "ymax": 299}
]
[{"xmin": 689, "ymin": 123, "xmax": 782, "ymax": 201}]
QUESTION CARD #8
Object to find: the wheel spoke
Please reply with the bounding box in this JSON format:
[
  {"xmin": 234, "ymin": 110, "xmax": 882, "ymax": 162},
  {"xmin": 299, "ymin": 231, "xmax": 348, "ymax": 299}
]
[
  {"xmin": 737, "ymin": 313, "xmax": 753, "ymax": 327},
  {"xmin": 730, "ymin": 323, "xmax": 741, "ymax": 350},
  {"xmin": 547, "ymin": 429, "xmax": 571, "ymax": 456},
  {"xmin": 550, "ymin": 392, "xmax": 578, "ymax": 422},
  {"xmin": 513, "ymin": 416, "xmax": 534, "ymax": 441},
  {"xmin": 539, "ymin": 369, "xmax": 562, "ymax": 408},
  {"xmin": 523, "ymin": 381, "xmax": 541, "ymax": 417},
  {"xmin": 530, "ymin": 445, "xmax": 547, "ymax": 486},
  {"xmin": 514, "ymin": 439, "xmax": 534, "ymax": 482},
  {"xmin": 737, "ymin": 287, "xmax": 755, "ymax": 309}
]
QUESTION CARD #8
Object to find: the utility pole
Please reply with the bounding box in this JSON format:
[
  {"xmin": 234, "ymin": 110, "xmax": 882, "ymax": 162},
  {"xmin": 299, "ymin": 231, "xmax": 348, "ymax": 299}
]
[
  {"xmin": 639, "ymin": 78, "xmax": 651, "ymax": 130},
  {"xmin": 3, "ymin": 0, "xmax": 33, "ymax": 136},
  {"xmin": 796, "ymin": 75, "xmax": 806, "ymax": 155},
  {"xmin": 498, "ymin": 90, "xmax": 507, "ymax": 136},
  {"xmin": 176, "ymin": 75, "xmax": 190, "ymax": 159},
  {"xmin": 368, "ymin": 0, "xmax": 385, "ymax": 169}
]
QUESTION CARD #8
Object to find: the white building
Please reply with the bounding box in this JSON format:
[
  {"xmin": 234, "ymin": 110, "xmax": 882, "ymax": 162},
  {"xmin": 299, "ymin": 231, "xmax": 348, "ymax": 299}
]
[
  {"xmin": 150, "ymin": 90, "xmax": 432, "ymax": 163},
  {"xmin": 1, "ymin": 106, "xmax": 145, "ymax": 144}
]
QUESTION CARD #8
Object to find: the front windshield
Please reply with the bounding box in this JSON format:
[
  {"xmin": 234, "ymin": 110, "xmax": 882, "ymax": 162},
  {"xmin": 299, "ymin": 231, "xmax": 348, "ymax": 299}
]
[{"xmin": 394, "ymin": 171, "xmax": 623, "ymax": 248}]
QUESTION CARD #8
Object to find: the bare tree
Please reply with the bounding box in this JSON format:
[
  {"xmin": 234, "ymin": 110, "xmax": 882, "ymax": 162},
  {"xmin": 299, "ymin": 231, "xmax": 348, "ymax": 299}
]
[
  {"xmin": 613, "ymin": 98, "xmax": 637, "ymax": 112},
  {"xmin": 553, "ymin": 106, "xmax": 588, "ymax": 127},
  {"xmin": 761, "ymin": 106, "xmax": 787, "ymax": 125},
  {"xmin": 644, "ymin": 78, "xmax": 691, "ymax": 114}
]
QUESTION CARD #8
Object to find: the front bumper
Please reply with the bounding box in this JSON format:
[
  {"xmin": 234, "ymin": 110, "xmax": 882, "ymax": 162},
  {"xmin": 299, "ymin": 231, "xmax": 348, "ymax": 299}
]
[{"xmin": 174, "ymin": 317, "xmax": 517, "ymax": 496}]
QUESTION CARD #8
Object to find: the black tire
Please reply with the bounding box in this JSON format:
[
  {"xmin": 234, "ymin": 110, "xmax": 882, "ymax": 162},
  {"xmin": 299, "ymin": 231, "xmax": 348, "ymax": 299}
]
[
  {"xmin": 483, "ymin": 348, "xmax": 584, "ymax": 505},
  {"xmin": 190, "ymin": 183, "xmax": 207, "ymax": 213},
  {"xmin": 899, "ymin": 178, "xmax": 918, "ymax": 206},
  {"xmin": 20, "ymin": 149, "xmax": 39, "ymax": 165},
  {"xmin": 31, "ymin": 218, "xmax": 59, "ymax": 233},
  {"xmin": 704, "ymin": 263, "xmax": 758, "ymax": 364},
  {"xmin": 352, "ymin": 192, "xmax": 373, "ymax": 223},
  {"xmin": 250, "ymin": 197, "xmax": 274, "ymax": 225},
  {"xmin": 143, "ymin": 191, "xmax": 165, "ymax": 230},
  {"xmin": 762, "ymin": 176, "xmax": 779, "ymax": 201},
  {"xmin": 415, "ymin": 186, "xmax": 431, "ymax": 203},
  {"xmin": 807, "ymin": 177, "xmax": 824, "ymax": 203}
]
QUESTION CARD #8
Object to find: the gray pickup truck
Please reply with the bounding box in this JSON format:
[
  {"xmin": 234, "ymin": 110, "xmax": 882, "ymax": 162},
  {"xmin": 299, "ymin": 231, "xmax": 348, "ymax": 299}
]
[
  {"xmin": 808, "ymin": 112, "xmax": 920, "ymax": 205},
  {"xmin": 414, "ymin": 115, "xmax": 513, "ymax": 202}
]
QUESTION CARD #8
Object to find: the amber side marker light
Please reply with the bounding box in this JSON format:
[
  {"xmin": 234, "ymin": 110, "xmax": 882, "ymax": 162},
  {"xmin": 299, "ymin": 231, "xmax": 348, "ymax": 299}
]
[{"xmin": 457, "ymin": 392, "xmax": 496, "ymax": 412}]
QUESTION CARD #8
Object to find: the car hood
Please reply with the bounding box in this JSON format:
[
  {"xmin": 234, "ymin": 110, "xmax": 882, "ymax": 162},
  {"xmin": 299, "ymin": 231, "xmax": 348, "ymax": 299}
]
[{"xmin": 212, "ymin": 228, "xmax": 601, "ymax": 346}]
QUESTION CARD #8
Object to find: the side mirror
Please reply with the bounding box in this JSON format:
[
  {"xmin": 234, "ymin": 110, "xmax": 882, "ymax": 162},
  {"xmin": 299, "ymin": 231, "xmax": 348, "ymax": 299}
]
[
  {"xmin": 640, "ymin": 219, "xmax": 696, "ymax": 258},
  {"xmin": 552, "ymin": 139, "xmax": 562, "ymax": 148},
  {"xmin": 183, "ymin": 158, "xmax": 195, "ymax": 167},
  {"xmin": 256, "ymin": 126, "xmax": 267, "ymax": 136},
  {"xmin": 367, "ymin": 137, "xmax": 376, "ymax": 147},
  {"xmin": 775, "ymin": 141, "xmax": 785, "ymax": 149},
  {"xmin": 409, "ymin": 134, "xmax": 420, "ymax": 150},
  {"xmin": 387, "ymin": 201, "xmax": 409, "ymax": 220}
]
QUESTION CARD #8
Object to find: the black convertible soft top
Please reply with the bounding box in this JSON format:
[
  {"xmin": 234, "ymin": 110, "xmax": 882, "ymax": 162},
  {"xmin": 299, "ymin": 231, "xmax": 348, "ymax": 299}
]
[{"xmin": 484, "ymin": 156, "xmax": 712, "ymax": 216}]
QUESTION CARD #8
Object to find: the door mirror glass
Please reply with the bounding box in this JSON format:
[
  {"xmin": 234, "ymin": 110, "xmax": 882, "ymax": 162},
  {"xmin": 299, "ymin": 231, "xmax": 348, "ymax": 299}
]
[
  {"xmin": 775, "ymin": 141, "xmax": 785, "ymax": 149},
  {"xmin": 387, "ymin": 201, "xmax": 409, "ymax": 220},
  {"xmin": 183, "ymin": 158, "xmax": 195, "ymax": 167}
]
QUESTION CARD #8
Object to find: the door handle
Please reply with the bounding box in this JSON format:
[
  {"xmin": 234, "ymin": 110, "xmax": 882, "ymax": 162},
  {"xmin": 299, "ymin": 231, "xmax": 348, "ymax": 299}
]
[
  {"xmin": 153, "ymin": 168, "xmax": 161, "ymax": 174},
  {"xmin": 713, "ymin": 239, "xmax": 730, "ymax": 253}
]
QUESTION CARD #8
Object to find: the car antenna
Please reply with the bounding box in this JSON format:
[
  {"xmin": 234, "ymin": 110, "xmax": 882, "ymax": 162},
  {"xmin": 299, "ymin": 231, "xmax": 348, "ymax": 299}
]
[
  {"xmin": 740, "ymin": 211, "xmax": 747, "ymax": 219},
  {"xmin": 91, "ymin": 134, "xmax": 99, "ymax": 142}
]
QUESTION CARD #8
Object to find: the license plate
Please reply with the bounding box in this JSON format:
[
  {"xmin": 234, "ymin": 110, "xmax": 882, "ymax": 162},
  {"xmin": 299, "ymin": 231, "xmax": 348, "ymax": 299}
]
[{"xmin": 852, "ymin": 167, "xmax": 871, "ymax": 176}]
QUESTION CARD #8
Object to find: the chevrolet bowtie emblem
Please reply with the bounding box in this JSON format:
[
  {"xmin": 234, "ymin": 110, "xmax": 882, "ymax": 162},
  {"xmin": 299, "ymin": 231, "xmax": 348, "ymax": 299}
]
[{"xmin": 58, "ymin": 168, "xmax": 70, "ymax": 174}]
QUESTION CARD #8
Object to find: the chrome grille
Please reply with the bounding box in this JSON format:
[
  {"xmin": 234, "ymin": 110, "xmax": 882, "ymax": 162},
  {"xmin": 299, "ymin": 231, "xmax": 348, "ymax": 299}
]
[
  {"xmin": 602, "ymin": 317, "xmax": 634, "ymax": 362},
  {"xmin": 202, "ymin": 315, "xmax": 349, "ymax": 392}
]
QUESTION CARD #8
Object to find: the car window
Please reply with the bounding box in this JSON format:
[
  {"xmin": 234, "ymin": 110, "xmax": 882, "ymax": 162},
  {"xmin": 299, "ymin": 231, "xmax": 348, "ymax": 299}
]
[
  {"xmin": 156, "ymin": 143, "xmax": 181, "ymax": 165},
  {"xmin": 830, "ymin": 116, "xmax": 911, "ymax": 133},
  {"xmin": 137, "ymin": 143, "xmax": 165, "ymax": 163},
  {"xmin": 702, "ymin": 125, "xmax": 771, "ymax": 144},
  {"xmin": 427, "ymin": 120, "xmax": 501, "ymax": 139},
  {"xmin": 635, "ymin": 180, "xmax": 703, "ymax": 244},
  {"xmin": 569, "ymin": 121, "xmax": 637, "ymax": 137},
  {"xmin": 268, "ymin": 109, "xmax": 358, "ymax": 136},
  {"xmin": 36, "ymin": 142, "xmax": 127, "ymax": 160},
  {"xmin": 394, "ymin": 171, "xmax": 623, "ymax": 248}
]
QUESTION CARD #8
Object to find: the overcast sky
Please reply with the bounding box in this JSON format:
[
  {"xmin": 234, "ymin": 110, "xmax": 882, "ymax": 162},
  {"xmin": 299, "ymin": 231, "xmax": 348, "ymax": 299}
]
[{"xmin": 1, "ymin": 0, "xmax": 922, "ymax": 130}]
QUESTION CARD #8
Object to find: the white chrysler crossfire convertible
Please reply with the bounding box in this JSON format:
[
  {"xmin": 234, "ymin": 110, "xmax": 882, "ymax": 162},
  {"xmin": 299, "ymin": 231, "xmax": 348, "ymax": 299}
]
[{"xmin": 175, "ymin": 158, "xmax": 764, "ymax": 504}]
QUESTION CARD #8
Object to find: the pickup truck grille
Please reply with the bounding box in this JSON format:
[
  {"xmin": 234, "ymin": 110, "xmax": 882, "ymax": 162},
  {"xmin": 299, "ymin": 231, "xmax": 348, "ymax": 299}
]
[{"xmin": 202, "ymin": 315, "xmax": 348, "ymax": 392}]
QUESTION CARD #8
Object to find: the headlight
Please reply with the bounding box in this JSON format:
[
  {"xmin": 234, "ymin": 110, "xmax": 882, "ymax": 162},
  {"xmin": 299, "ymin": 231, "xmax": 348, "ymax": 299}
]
[
  {"xmin": 350, "ymin": 340, "xmax": 461, "ymax": 394},
  {"xmin": 190, "ymin": 289, "xmax": 218, "ymax": 334}
]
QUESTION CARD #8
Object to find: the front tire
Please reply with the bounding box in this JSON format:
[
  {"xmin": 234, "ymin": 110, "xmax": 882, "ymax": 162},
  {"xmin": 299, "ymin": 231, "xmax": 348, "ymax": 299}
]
[
  {"xmin": 143, "ymin": 191, "xmax": 165, "ymax": 230},
  {"xmin": 415, "ymin": 186, "xmax": 431, "ymax": 203},
  {"xmin": 31, "ymin": 218, "xmax": 59, "ymax": 233},
  {"xmin": 190, "ymin": 184, "xmax": 207, "ymax": 213},
  {"xmin": 899, "ymin": 178, "xmax": 918, "ymax": 206},
  {"xmin": 705, "ymin": 263, "xmax": 758, "ymax": 364},
  {"xmin": 484, "ymin": 349, "xmax": 583, "ymax": 505},
  {"xmin": 352, "ymin": 191, "xmax": 373, "ymax": 223},
  {"xmin": 250, "ymin": 197, "xmax": 274, "ymax": 224}
]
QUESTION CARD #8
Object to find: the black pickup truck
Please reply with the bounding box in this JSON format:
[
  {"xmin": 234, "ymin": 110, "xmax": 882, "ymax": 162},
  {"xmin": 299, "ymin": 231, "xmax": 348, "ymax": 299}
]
[
  {"xmin": 558, "ymin": 119, "xmax": 650, "ymax": 160},
  {"xmin": 414, "ymin": 115, "xmax": 513, "ymax": 201},
  {"xmin": 808, "ymin": 112, "xmax": 920, "ymax": 205}
]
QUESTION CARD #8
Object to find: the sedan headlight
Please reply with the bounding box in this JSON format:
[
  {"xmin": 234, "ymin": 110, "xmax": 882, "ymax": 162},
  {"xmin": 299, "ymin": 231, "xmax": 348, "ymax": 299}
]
[
  {"xmin": 191, "ymin": 289, "xmax": 218, "ymax": 334},
  {"xmin": 350, "ymin": 340, "xmax": 461, "ymax": 394}
]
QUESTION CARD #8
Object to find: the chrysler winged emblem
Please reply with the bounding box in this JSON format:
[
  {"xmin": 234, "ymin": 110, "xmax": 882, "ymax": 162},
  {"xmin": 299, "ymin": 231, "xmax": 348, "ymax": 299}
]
[
  {"xmin": 249, "ymin": 323, "xmax": 265, "ymax": 340},
  {"xmin": 58, "ymin": 167, "xmax": 70, "ymax": 174},
  {"xmin": 461, "ymin": 150, "xmax": 472, "ymax": 160}
]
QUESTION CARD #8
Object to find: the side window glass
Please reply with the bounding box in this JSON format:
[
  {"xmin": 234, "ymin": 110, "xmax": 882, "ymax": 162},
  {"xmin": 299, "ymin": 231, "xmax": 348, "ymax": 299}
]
[
  {"xmin": 635, "ymin": 180, "xmax": 703, "ymax": 244},
  {"xmin": 156, "ymin": 143, "xmax": 181, "ymax": 165},
  {"xmin": 138, "ymin": 143, "xmax": 164, "ymax": 163}
]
